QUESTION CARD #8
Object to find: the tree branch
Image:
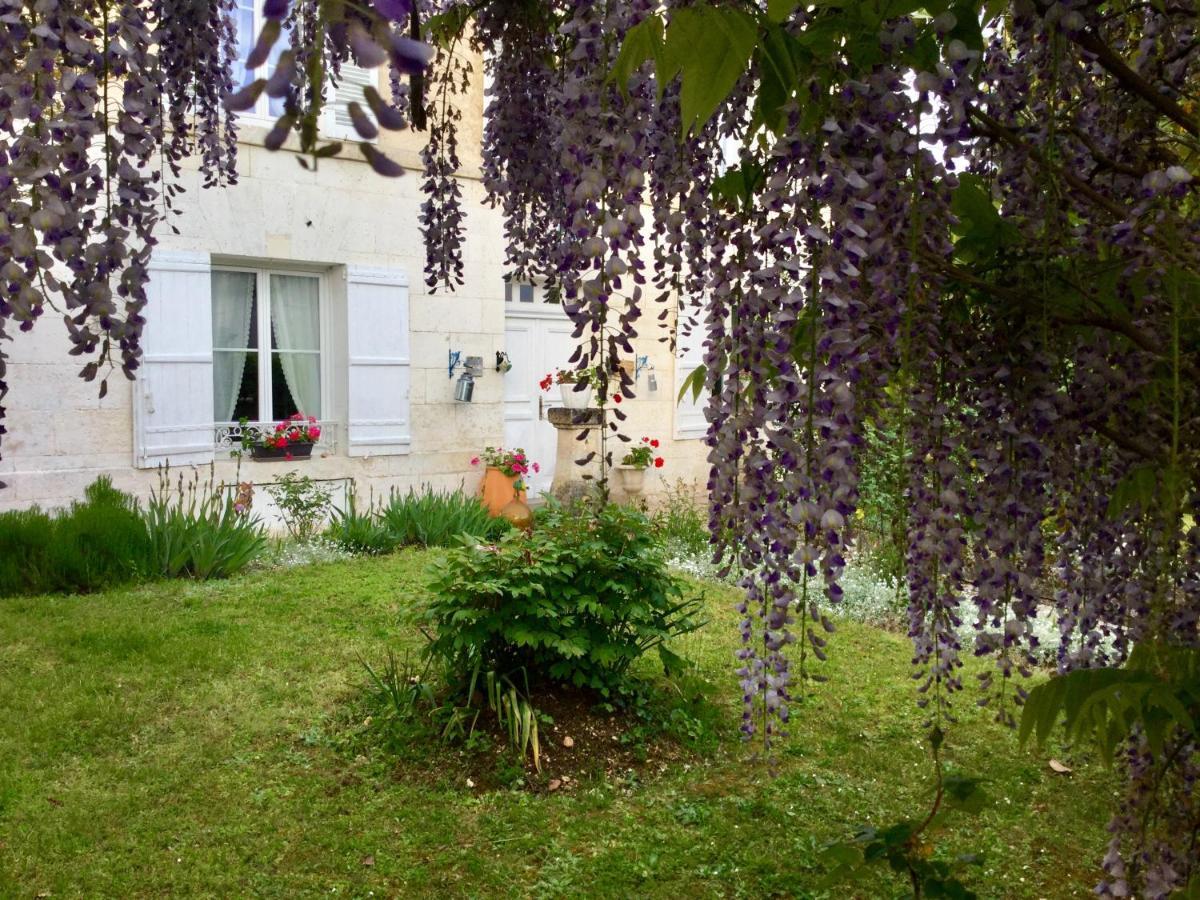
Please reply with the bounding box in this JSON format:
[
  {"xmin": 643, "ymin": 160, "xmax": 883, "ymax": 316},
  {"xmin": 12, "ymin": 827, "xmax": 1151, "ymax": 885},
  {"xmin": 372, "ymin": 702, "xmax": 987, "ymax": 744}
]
[
  {"xmin": 1094, "ymin": 421, "xmax": 1166, "ymax": 465},
  {"xmin": 1067, "ymin": 25, "xmax": 1198, "ymax": 138}
]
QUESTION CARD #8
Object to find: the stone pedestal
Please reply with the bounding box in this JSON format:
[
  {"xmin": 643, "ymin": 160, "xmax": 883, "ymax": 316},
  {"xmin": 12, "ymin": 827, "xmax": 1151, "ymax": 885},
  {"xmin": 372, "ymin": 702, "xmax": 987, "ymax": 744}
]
[{"xmin": 547, "ymin": 407, "xmax": 603, "ymax": 503}]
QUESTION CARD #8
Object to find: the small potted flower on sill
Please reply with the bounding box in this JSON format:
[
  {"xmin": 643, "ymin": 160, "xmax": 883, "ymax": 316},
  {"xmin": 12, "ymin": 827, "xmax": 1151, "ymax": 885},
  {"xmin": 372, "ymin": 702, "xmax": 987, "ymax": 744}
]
[
  {"xmin": 617, "ymin": 436, "xmax": 663, "ymax": 495},
  {"xmin": 473, "ymin": 446, "xmax": 540, "ymax": 516},
  {"xmin": 539, "ymin": 366, "xmax": 598, "ymax": 410},
  {"xmin": 239, "ymin": 414, "xmax": 321, "ymax": 462}
]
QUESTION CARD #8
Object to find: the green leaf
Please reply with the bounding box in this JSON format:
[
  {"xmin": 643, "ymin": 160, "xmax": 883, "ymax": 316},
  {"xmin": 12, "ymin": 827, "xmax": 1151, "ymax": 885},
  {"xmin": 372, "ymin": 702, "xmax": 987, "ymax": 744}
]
[
  {"xmin": 664, "ymin": 5, "xmax": 758, "ymax": 136},
  {"xmin": 424, "ymin": 7, "xmax": 473, "ymax": 48},
  {"xmin": 756, "ymin": 24, "xmax": 803, "ymax": 133},
  {"xmin": 767, "ymin": 0, "xmax": 801, "ymax": 23},
  {"xmin": 941, "ymin": 773, "xmax": 987, "ymax": 815},
  {"xmin": 711, "ymin": 161, "xmax": 764, "ymax": 212},
  {"xmin": 1107, "ymin": 464, "xmax": 1159, "ymax": 517},
  {"xmin": 608, "ymin": 16, "xmax": 664, "ymax": 98},
  {"xmin": 677, "ymin": 363, "xmax": 708, "ymax": 404}
]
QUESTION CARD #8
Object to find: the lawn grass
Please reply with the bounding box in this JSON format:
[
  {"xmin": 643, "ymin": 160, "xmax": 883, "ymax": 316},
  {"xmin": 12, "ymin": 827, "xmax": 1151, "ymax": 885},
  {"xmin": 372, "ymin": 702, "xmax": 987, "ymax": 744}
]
[{"xmin": 0, "ymin": 550, "xmax": 1115, "ymax": 898}]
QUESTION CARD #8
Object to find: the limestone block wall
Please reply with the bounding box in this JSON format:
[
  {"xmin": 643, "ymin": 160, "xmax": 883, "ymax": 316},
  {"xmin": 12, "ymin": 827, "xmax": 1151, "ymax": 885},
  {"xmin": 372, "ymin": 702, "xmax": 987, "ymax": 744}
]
[{"xmin": 0, "ymin": 70, "xmax": 711, "ymax": 515}]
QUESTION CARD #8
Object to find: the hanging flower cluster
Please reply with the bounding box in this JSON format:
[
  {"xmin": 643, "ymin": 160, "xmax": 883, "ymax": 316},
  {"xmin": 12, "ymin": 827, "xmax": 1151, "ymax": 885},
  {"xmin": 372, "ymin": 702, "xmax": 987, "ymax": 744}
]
[
  {"xmin": 412, "ymin": 2, "xmax": 1198, "ymax": 891},
  {"xmin": 2, "ymin": 0, "xmax": 1197, "ymax": 893}
]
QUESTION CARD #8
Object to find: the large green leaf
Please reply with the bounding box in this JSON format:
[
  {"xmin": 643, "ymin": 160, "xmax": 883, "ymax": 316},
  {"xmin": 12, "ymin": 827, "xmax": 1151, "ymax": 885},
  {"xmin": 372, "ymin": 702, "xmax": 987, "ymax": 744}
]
[
  {"xmin": 663, "ymin": 4, "xmax": 758, "ymax": 136},
  {"xmin": 608, "ymin": 15, "xmax": 664, "ymax": 98},
  {"xmin": 767, "ymin": 0, "xmax": 801, "ymax": 23}
]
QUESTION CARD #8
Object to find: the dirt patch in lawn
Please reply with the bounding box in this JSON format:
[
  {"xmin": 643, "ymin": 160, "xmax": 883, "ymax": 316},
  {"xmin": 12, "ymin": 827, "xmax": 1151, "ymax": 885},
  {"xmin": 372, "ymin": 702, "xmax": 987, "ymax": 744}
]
[
  {"xmin": 328, "ymin": 681, "xmax": 703, "ymax": 795},
  {"xmin": 475, "ymin": 685, "xmax": 690, "ymax": 794}
]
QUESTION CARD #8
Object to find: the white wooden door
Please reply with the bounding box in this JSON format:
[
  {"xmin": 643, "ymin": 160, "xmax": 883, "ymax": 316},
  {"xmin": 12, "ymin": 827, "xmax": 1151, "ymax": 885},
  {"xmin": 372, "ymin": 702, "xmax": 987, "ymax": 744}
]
[{"xmin": 503, "ymin": 302, "xmax": 579, "ymax": 497}]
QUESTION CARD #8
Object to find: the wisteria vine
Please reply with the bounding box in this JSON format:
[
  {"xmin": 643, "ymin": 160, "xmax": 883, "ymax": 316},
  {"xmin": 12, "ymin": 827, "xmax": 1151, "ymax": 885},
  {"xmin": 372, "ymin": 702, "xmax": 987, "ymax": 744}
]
[{"xmin": 2, "ymin": 0, "xmax": 1197, "ymax": 894}]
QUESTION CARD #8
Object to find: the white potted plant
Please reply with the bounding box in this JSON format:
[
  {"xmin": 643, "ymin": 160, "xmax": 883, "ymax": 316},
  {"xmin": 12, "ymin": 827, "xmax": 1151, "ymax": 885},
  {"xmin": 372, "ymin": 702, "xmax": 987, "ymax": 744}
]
[
  {"xmin": 616, "ymin": 436, "xmax": 663, "ymax": 495},
  {"xmin": 539, "ymin": 366, "xmax": 596, "ymax": 410}
]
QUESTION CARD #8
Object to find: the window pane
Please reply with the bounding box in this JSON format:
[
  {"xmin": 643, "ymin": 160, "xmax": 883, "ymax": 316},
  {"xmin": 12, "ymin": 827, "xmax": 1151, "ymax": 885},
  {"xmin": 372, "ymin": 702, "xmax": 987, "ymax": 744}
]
[
  {"xmin": 270, "ymin": 275, "xmax": 320, "ymax": 351},
  {"xmin": 269, "ymin": 274, "xmax": 321, "ymax": 418},
  {"xmin": 212, "ymin": 271, "xmax": 257, "ymax": 350},
  {"xmin": 212, "ymin": 271, "xmax": 258, "ymax": 421},
  {"xmin": 271, "ymin": 352, "xmax": 321, "ymax": 419},
  {"xmin": 519, "ymin": 283, "xmax": 534, "ymax": 303},
  {"xmin": 232, "ymin": 0, "xmax": 255, "ymax": 88},
  {"xmin": 214, "ymin": 350, "xmax": 259, "ymax": 423}
]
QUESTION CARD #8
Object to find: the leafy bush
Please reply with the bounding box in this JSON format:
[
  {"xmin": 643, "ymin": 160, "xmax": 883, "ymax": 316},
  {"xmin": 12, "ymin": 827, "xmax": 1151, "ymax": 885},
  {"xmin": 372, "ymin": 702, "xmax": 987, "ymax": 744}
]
[
  {"xmin": 266, "ymin": 471, "xmax": 333, "ymax": 541},
  {"xmin": 423, "ymin": 500, "xmax": 704, "ymax": 697},
  {"xmin": 326, "ymin": 493, "xmax": 397, "ymax": 555},
  {"xmin": 144, "ymin": 468, "xmax": 266, "ymax": 579},
  {"xmin": 0, "ymin": 477, "xmax": 150, "ymax": 597},
  {"xmin": 0, "ymin": 508, "xmax": 55, "ymax": 595},
  {"xmin": 651, "ymin": 479, "xmax": 709, "ymax": 558},
  {"xmin": 380, "ymin": 485, "xmax": 509, "ymax": 547},
  {"xmin": 325, "ymin": 484, "xmax": 508, "ymax": 554},
  {"xmin": 50, "ymin": 481, "xmax": 151, "ymax": 592}
]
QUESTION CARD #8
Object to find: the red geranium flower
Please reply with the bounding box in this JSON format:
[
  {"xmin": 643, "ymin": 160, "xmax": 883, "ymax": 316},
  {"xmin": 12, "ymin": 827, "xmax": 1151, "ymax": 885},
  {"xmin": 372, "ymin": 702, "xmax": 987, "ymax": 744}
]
[
  {"xmin": 650, "ymin": 439, "xmax": 659, "ymax": 448},
  {"xmin": 654, "ymin": 457, "xmax": 664, "ymax": 468},
  {"xmin": 613, "ymin": 394, "xmax": 622, "ymax": 404}
]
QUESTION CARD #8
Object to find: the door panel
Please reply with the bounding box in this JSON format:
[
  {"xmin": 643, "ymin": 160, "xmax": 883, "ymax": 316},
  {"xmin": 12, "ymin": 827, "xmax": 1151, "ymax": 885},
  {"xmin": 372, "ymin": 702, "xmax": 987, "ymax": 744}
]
[{"xmin": 503, "ymin": 311, "xmax": 579, "ymax": 497}]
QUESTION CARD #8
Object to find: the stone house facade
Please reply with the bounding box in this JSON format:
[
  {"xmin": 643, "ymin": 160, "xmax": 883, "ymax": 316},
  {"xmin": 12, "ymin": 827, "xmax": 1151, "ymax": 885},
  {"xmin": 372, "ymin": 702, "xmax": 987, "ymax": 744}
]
[{"xmin": 0, "ymin": 43, "xmax": 710, "ymax": 518}]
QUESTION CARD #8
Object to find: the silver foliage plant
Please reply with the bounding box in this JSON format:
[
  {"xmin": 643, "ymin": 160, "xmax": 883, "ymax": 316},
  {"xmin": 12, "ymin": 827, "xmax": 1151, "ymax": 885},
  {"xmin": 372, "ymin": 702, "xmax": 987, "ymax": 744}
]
[{"xmin": 1, "ymin": 0, "xmax": 1197, "ymax": 893}]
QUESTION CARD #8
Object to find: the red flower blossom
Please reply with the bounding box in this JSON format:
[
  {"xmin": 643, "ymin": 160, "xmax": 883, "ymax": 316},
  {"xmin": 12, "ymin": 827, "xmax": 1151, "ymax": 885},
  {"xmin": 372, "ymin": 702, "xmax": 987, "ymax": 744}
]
[
  {"xmin": 654, "ymin": 457, "xmax": 664, "ymax": 468},
  {"xmin": 650, "ymin": 439, "xmax": 659, "ymax": 448},
  {"xmin": 613, "ymin": 394, "xmax": 622, "ymax": 404}
]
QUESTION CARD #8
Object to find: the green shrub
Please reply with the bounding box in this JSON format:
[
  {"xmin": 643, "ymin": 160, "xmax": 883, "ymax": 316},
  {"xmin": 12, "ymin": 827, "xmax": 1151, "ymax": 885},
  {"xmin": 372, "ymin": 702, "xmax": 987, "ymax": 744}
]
[
  {"xmin": 651, "ymin": 479, "xmax": 710, "ymax": 558},
  {"xmin": 422, "ymin": 500, "xmax": 704, "ymax": 697},
  {"xmin": 326, "ymin": 494, "xmax": 397, "ymax": 555},
  {"xmin": 144, "ymin": 468, "xmax": 266, "ymax": 579},
  {"xmin": 0, "ymin": 507, "xmax": 56, "ymax": 596},
  {"xmin": 327, "ymin": 484, "xmax": 509, "ymax": 554},
  {"xmin": 381, "ymin": 485, "xmax": 509, "ymax": 548},
  {"xmin": 266, "ymin": 471, "xmax": 333, "ymax": 542},
  {"xmin": 49, "ymin": 489, "xmax": 151, "ymax": 593},
  {"xmin": 0, "ymin": 477, "xmax": 150, "ymax": 597}
]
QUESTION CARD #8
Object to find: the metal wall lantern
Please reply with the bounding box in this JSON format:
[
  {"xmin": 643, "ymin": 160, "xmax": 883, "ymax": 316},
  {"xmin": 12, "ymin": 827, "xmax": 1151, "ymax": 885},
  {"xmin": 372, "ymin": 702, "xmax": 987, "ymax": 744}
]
[{"xmin": 450, "ymin": 349, "xmax": 483, "ymax": 402}]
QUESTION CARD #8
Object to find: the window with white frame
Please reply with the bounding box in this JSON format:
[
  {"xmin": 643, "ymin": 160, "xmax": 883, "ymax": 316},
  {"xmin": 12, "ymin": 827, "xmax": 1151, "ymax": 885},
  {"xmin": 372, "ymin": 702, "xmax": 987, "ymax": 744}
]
[
  {"xmin": 230, "ymin": 0, "xmax": 377, "ymax": 138},
  {"xmin": 211, "ymin": 268, "xmax": 326, "ymax": 424},
  {"xmin": 230, "ymin": 0, "xmax": 289, "ymax": 122},
  {"xmin": 135, "ymin": 253, "xmax": 413, "ymax": 469}
]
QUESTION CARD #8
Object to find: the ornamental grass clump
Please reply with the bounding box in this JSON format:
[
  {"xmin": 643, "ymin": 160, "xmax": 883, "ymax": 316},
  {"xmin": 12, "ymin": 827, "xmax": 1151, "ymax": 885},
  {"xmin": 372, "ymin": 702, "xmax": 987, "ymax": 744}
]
[
  {"xmin": 143, "ymin": 466, "xmax": 266, "ymax": 580},
  {"xmin": 423, "ymin": 500, "xmax": 704, "ymax": 699}
]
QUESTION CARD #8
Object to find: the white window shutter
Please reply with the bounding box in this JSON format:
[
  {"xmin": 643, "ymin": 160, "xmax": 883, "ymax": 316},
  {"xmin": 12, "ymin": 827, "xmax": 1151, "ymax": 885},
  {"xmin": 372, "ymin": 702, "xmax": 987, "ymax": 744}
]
[
  {"xmin": 346, "ymin": 265, "xmax": 411, "ymax": 457},
  {"xmin": 324, "ymin": 63, "xmax": 378, "ymax": 141},
  {"xmin": 133, "ymin": 250, "xmax": 216, "ymax": 468},
  {"xmin": 674, "ymin": 305, "xmax": 708, "ymax": 440}
]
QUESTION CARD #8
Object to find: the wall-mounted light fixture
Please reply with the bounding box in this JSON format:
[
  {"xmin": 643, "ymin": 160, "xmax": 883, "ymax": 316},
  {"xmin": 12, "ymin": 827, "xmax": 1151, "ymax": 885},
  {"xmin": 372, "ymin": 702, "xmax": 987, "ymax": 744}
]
[
  {"xmin": 495, "ymin": 351, "xmax": 512, "ymax": 373},
  {"xmin": 450, "ymin": 350, "xmax": 484, "ymax": 402}
]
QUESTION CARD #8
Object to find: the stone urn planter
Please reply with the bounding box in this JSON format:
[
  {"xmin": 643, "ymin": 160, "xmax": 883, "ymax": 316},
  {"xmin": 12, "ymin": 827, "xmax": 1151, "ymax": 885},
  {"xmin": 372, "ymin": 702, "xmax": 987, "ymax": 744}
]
[
  {"xmin": 615, "ymin": 464, "xmax": 647, "ymax": 495},
  {"xmin": 559, "ymin": 382, "xmax": 593, "ymax": 410},
  {"xmin": 481, "ymin": 466, "xmax": 527, "ymax": 516}
]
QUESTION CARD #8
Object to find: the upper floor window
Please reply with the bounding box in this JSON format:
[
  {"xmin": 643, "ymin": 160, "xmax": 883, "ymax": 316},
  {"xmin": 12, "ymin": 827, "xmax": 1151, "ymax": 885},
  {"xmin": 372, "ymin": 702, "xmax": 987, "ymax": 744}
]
[
  {"xmin": 230, "ymin": 0, "xmax": 378, "ymax": 138},
  {"xmin": 231, "ymin": 0, "xmax": 288, "ymax": 121},
  {"xmin": 212, "ymin": 268, "xmax": 324, "ymax": 424}
]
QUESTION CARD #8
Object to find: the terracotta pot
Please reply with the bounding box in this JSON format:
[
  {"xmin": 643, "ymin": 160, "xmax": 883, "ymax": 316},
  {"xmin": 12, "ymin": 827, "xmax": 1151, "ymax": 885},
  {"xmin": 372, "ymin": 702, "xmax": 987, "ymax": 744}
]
[
  {"xmin": 559, "ymin": 383, "xmax": 593, "ymax": 410},
  {"xmin": 480, "ymin": 465, "xmax": 526, "ymax": 516},
  {"xmin": 500, "ymin": 497, "xmax": 534, "ymax": 530},
  {"xmin": 615, "ymin": 465, "xmax": 646, "ymax": 494}
]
